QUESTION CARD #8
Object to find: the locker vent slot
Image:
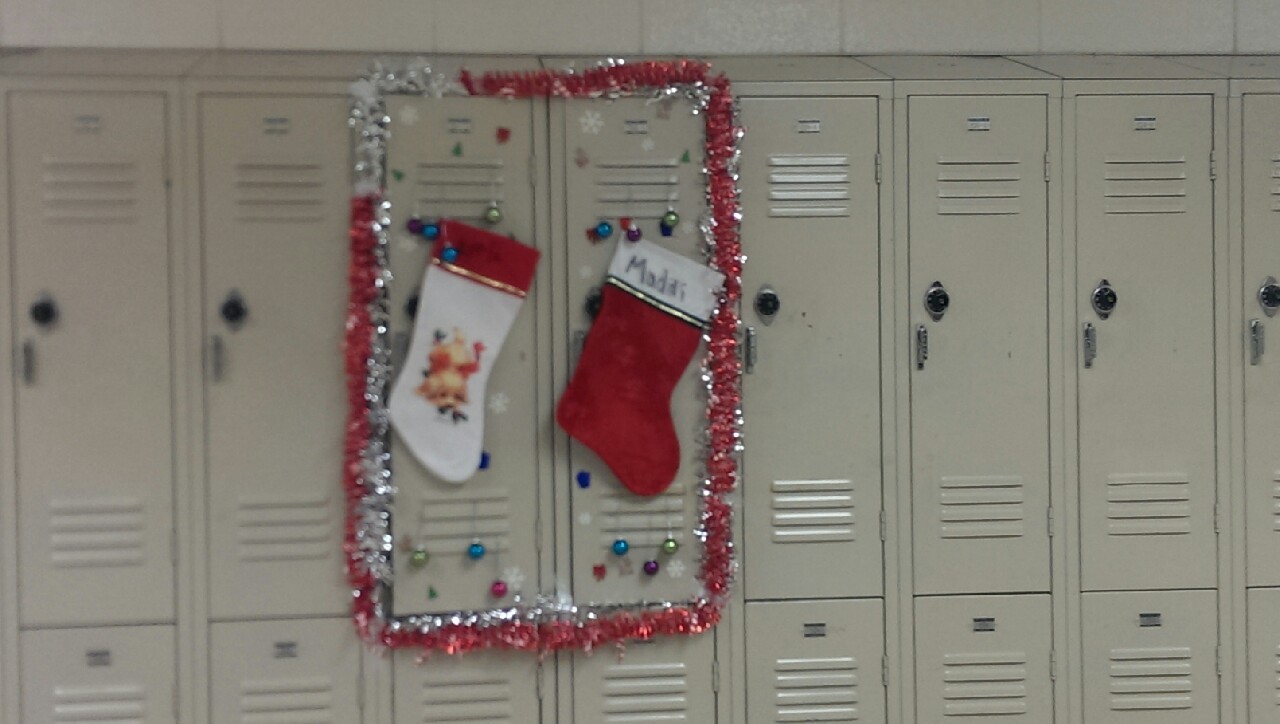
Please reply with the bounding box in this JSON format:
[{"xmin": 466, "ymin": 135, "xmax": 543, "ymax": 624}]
[
  {"xmin": 938, "ymin": 475, "xmax": 1025, "ymax": 539},
  {"xmin": 1108, "ymin": 647, "xmax": 1194, "ymax": 711},
  {"xmin": 602, "ymin": 660, "xmax": 690, "ymax": 720},
  {"xmin": 935, "ymin": 157, "xmax": 1022, "ymax": 216},
  {"xmin": 1103, "ymin": 158, "xmax": 1188, "ymax": 215},
  {"xmin": 1106, "ymin": 474, "xmax": 1191, "ymax": 536},
  {"xmin": 234, "ymin": 160, "xmax": 328, "ymax": 223},
  {"xmin": 419, "ymin": 673, "xmax": 514, "ymax": 722},
  {"xmin": 772, "ymin": 655, "xmax": 862, "ymax": 721},
  {"xmin": 941, "ymin": 652, "xmax": 1029, "ymax": 716},
  {"xmin": 52, "ymin": 684, "xmax": 146, "ymax": 722},
  {"xmin": 415, "ymin": 160, "xmax": 506, "ymax": 220},
  {"xmin": 599, "ymin": 484, "xmax": 686, "ymax": 548},
  {"xmin": 240, "ymin": 677, "xmax": 334, "ymax": 721},
  {"xmin": 419, "ymin": 489, "xmax": 512, "ymax": 554},
  {"xmin": 1270, "ymin": 473, "xmax": 1280, "ymax": 530},
  {"xmin": 767, "ymin": 154, "xmax": 851, "ymax": 218},
  {"xmin": 770, "ymin": 478, "xmax": 856, "ymax": 544},
  {"xmin": 1268, "ymin": 156, "xmax": 1280, "ymax": 212},
  {"xmin": 594, "ymin": 158, "xmax": 681, "ymax": 220},
  {"xmin": 236, "ymin": 492, "xmax": 333, "ymax": 562},
  {"xmin": 48, "ymin": 496, "xmax": 147, "ymax": 568},
  {"xmin": 42, "ymin": 157, "xmax": 139, "ymax": 223}
]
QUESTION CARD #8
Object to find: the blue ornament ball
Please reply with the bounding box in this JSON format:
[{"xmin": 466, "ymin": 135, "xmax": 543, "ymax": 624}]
[
  {"xmin": 611, "ymin": 538, "xmax": 630, "ymax": 556},
  {"xmin": 595, "ymin": 220, "xmax": 614, "ymax": 240},
  {"xmin": 441, "ymin": 246, "xmax": 459, "ymax": 263},
  {"xmin": 468, "ymin": 542, "xmax": 486, "ymax": 560},
  {"xmin": 423, "ymin": 222, "xmax": 441, "ymax": 241}
]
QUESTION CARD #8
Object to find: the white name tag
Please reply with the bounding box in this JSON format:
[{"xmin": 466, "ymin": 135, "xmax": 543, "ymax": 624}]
[{"xmin": 608, "ymin": 239, "xmax": 725, "ymax": 325}]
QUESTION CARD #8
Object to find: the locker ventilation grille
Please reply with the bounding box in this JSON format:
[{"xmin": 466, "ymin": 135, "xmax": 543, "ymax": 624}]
[
  {"xmin": 767, "ymin": 154, "xmax": 851, "ymax": 218},
  {"xmin": 416, "ymin": 160, "xmax": 506, "ymax": 221},
  {"xmin": 1269, "ymin": 156, "xmax": 1280, "ymax": 212},
  {"xmin": 1272, "ymin": 474, "xmax": 1280, "ymax": 531},
  {"xmin": 236, "ymin": 493, "xmax": 333, "ymax": 562},
  {"xmin": 240, "ymin": 677, "xmax": 334, "ymax": 721},
  {"xmin": 594, "ymin": 158, "xmax": 681, "ymax": 220},
  {"xmin": 234, "ymin": 160, "xmax": 328, "ymax": 223},
  {"xmin": 1103, "ymin": 158, "xmax": 1188, "ymax": 215},
  {"xmin": 419, "ymin": 673, "xmax": 514, "ymax": 722},
  {"xmin": 602, "ymin": 659, "xmax": 691, "ymax": 720},
  {"xmin": 599, "ymin": 484, "xmax": 686, "ymax": 548},
  {"xmin": 419, "ymin": 489, "xmax": 512, "ymax": 554},
  {"xmin": 935, "ymin": 157, "xmax": 1022, "ymax": 216},
  {"xmin": 938, "ymin": 476, "xmax": 1025, "ymax": 539},
  {"xmin": 49, "ymin": 496, "xmax": 147, "ymax": 568},
  {"xmin": 941, "ymin": 652, "xmax": 1029, "ymax": 716},
  {"xmin": 1106, "ymin": 474, "xmax": 1191, "ymax": 536},
  {"xmin": 52, "ymin": 683, "xmax": 146, "ymax": 721},
  {"xmin": 770, "ymin": 479, "xmax": 856, "ymax": 544},
  {"xmin": 1108, "ymin": 647, "xmax": 1194, "ymax": 711},
  {"xmin": 772, "ymin": 655, "xmax": 863, "ymax": 721},
  {"xmin": 42, "ymin": 157, "xmax": 139, "ymax": 223}
]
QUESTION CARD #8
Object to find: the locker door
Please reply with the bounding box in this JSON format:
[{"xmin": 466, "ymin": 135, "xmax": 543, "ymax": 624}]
[
  {"xmin": 392, "ymin": 650, "xmax": 539, "ymax": 722},
  {"xmin": 382, "ymin": 96, "xmax": 541, "ymax": 615},
  {"xmin": 908, "ymin": 96, "xmax": 1050, "ymax": 595},
  {"xmin": 21, "ymin": 625, "xmax": 176, "ymax": 723},
  {"xmin": 10, "ymin": 91, "xmax": 174, "ymax": 627},
  {"xmin": 914, "ymin": 595, "xmax": 1053, "ymax": 723},
  {"xmin": 1240, "ymin": 95, "xmax": 1280, "ymax": 587},
  {"xmin": 562, "ymin": 97, "xmax": 706, "ymax": 603},
  {"xmin": 202, "ymin": 94, "xmax": 353, "ymax": 619},
  {"xmin": 739, "ymin": 97, "xmax": 883, "ymax": 600},
  {"xmin": 745, "ymin": 599, "xmax": 886, "ymax": 723},
  {"xmin": 210, "ymin": 618, "xmax": 362, "ymax": 724},
  {"xmin": 1082, "ymin": 590, "xmax": 1218, "ymax": 723},
  {"xmin": 1075, "ymin": 95, "xmax": 1216, "ymax": 592},
  {"xmin": 1247, "ymin": 588, "xmax": 1280, "ymax": 723},
  {"xmin": 572, "ymin": 633, "xmax": 716, "ymax": 723}
]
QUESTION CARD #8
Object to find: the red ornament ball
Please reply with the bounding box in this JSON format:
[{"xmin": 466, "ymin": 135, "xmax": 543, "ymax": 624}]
[{"xmin": 490, "ymin": 579, "xmax": 508, "ymax": 598}]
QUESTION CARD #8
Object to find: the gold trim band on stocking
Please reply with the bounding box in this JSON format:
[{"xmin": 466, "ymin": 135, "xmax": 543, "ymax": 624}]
[
  {"xmin": 606, "ymin": 276, "xmax": 707, "ymax": 327},
  {"xmin": 433, "ymin": 257, "xmax": 528, "ymax": 298}
]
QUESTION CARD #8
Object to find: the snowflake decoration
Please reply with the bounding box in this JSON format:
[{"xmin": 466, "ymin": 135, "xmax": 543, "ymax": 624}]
[
  {"xmin": 578, "ymin": 511, "xmax": 592, "ymax": 526},
  {"xmin": 681, "ymin": 220, "xmax": 696, "ymax": 236},
  {"xmin": 398, "ymin": 104, "xmax": 420, "ymax": 126},
  {"xmin": 398, "ymin": 234, "xmax": 419, "ymax": 252},
  {"xmin": 579, "ymin": 110, "xmax": 604, "ymax": 135},
  {"xmin": 503, "ymin": 566, "xmax": 526, "ymax": 591},
  {"xmin": 641, "ymin": 138, "xmax": 656, "ymax": 152},
  {"xmin": 579, "ymin": 265, "xmax": 594, "ymax": 279},
  {"xmin": 487, "ymin": 392, "xmax": 510, "ymax": 415},
  {"xmin": 667, "ymin": 559, "xmax": 686, "ymax": 579}
]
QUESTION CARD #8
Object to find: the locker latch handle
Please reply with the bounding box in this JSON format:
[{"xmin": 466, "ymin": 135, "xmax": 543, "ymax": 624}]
[
  {"xmin": 745, "ymin": 326, "xmax": 758, "ymax": 374},
  {"xmin": 1083, "ymin": 323, "xmax": 1097, "ymax": 369},
  {"xmin": 915, "ymin": 324, "xmax": 929, "ymax": 370},
  {"xmin": 1251, "ymin": 319, "xmax": 1265, "ymax": 366}
]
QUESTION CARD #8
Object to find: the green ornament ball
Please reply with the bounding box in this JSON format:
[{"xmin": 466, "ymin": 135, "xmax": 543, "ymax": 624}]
[
  {"xmin": 484, "ymin": 205, "xmax": 503, "ymax": 225},
  {"xmin": 661, "ymin": 537, "xmax": 680, "ymax": 555},
  {"xmin": 661, "ymin": 210, "xmax": 680, "ymax": 228},
  {"xmin": 409, "ymin": 548, "xmax": 430, "ymax": 568}
]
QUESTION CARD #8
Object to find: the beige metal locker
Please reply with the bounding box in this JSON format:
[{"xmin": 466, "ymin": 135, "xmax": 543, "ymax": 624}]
[
  {"xmin": 1072, "ymin": 93, "xmax": 1217, "ymax": 592},
  {"xmin": 200, "ymin": 93, "xmax": 353, "ymax": 619},
  {"xmin": 392, "ymin": 649, "xmax": 540, "ymax": 723},
  {"xmin": 913, "ymin": 594, "xmax": 1053, "ymax": 723},
  {"xmin": 1239, "ymin": 92, "xmax": 1280, "ymax": 588},
  {"xmin": 9, "ymin": 90, "xmax": 175, "ymax": 627},
  {"xmin": 745, "ymin": 599, "xmax": 886, "ymax": 723},
  {"xmin": 557, "ymin": 95, "xmax": 706, "ymax": 604},
  {"xmin": 383, "ymin": 93, "xmax": 543, "ymax": 615},
  {"xmin": 20, "ymin": 625, "xmax": 176, "ymax": 723},
  {"xmin": 737, "ymin": 94, "xmax": 884, "ymax": 601},
  {"xmin": 1247, "ymin": 588, "xmax": 1280, "ymax": 723},
  {"xmin": 904, "ymin": 93, "xmax": 1051, "ymax": 596},
  {"xmin": 210, "ymin": 617, "xmax": 362, "ymax": 724},
  {"xmin": 1081, "ymin": 590, "xmax": 1219, "ymax": 723},
  {"xmin": 572, "ymin": 632, "xmax": 716, "ymax": 723}
]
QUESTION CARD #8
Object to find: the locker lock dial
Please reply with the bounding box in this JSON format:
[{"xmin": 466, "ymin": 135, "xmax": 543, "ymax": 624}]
[
  {"xmin": 924, "ymin": 281, "xmax": 950, "ymax": 322},
  {"xmin": 754, "ymin": 287, "xmax": 781, "ymax": 320},
  {"xmin": 1260, "ymin": 276, "xmax": 1280, "ymax": 317},
  {"xmin": 30, "ymin": 295, "xmax": 58, "ymax": 328},
  {"xmin": 1092, "ymin": 280, "xmax": 1118, "ymax": 320},
  {"xmin": 220, "ymin": 291, "xmax": 248, "ymax": 329}
]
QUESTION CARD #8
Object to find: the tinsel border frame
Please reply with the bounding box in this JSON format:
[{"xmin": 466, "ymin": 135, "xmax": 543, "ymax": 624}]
[{"xmin": 344, "ymin": 59, "xmax": 744, "ymax": 654}]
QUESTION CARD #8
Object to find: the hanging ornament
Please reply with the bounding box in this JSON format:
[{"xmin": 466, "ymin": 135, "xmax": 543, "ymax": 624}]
[
  {"xmin": 660, "ymin": 209, "xmax": 680, "ymax": 237},
  {"xmin": 409, "ymin": 547, "xmax": 430, "ymax": 568},
  {"xmin": 440, "ymin": 245, "xmax": 459, "ymax": 263},
  {"xmin": 620, "ymin": 217, "xmax": 642, "ymax": 242},
  {"xmin": 483, "ymin": 203, "xmax": 503, "ymax": 225},
  {"xmin": 576, "ymin": 471, "xmax": 591, "ymax": 489},
  {"xmin": 642, "ymin": 560, "xmax": 660, "ymax": 576},
  {"xmin": 490, "ymin": 579, "xmax": 508, "ymax": 598},
  {"xmin": 611, "ymin": 538, "xmax": 630, "ymax": 556},
  {"xmin": 468, "ymin": 541, "xmax": 487, "ymax": 560},
  {"xmin": 594, "ymin": 220, "xmax": 614, "ymax": 241},
  {"xmin": 496, "ymin": 127, "xmax": 511, "ymax": 144},
  {"xmin": 422, "ymin": 221, "xmax": 441, "ymax": 241},
  {"xmin": 592, "ymin": 564, "xmax": 607, "ymax": 581},
  {"xmin": 406, "ymin": 216, "xmax": 425, "ymax": 235},
  {"xmin": 661, "ymin": 537, "xmax": 680, "ymax": 555}
]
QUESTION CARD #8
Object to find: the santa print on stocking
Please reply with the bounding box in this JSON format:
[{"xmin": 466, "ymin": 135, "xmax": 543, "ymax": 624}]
[
  {"xmin": 557, "ymin": 238, "xmax": 725, "ymax": 496},
  {"xmin": 389, "ymin": 220, "xmax": 540, "ymax": 483}
]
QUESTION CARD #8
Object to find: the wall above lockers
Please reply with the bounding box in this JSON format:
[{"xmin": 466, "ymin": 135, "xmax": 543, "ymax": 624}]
[{"xmin": 1, "ymin": 0, "xmax": 1277, "ymax": 55}]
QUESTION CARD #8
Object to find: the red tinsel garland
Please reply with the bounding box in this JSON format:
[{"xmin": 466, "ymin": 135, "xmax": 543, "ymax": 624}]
[{"xmin": 345, "ymin": 60, "xmax": 742, "ymax": 653}]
